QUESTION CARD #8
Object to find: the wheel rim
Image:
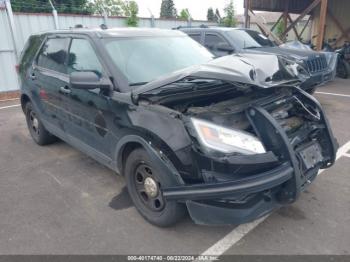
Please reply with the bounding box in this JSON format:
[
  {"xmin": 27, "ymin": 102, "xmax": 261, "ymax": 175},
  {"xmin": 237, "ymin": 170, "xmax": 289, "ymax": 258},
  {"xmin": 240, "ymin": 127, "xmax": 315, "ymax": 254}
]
[
  {"xmin": 133, "ymin": 163, "xmax": 165, "ymax": 212},
  {"xmin": 29, "ymin": 110, "xmax": 40, "ymax": 136}
]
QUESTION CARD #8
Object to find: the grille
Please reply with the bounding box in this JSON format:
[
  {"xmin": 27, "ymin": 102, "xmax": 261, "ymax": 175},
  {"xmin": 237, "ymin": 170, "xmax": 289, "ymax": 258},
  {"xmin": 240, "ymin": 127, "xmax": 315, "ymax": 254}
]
[{"xmin": 305, "ymin": 56, "xmax": 327, "ymax": 73}]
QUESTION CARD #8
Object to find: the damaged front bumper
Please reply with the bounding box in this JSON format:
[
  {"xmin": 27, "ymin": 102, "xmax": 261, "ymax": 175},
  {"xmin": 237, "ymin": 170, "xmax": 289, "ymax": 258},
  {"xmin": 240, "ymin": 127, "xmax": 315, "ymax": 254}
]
[
  {"xmin": 163, "ymin": 89, "xmax": 338, "ymax": 225},
  {"xmin": 163, "ymin": 162, "xmax": 293, "ymax": 225}
]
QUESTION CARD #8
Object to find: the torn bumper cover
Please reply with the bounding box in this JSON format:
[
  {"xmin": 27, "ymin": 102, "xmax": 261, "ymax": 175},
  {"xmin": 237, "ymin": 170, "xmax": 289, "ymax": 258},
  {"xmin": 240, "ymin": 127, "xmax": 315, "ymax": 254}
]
[{"xmin": 163, "ymin": 163, "xmax": 293, "ymax": 225}]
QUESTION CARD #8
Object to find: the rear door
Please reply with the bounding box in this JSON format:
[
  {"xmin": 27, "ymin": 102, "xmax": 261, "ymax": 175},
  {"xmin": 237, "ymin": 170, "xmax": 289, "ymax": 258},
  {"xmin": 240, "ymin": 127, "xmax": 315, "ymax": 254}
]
[{"xmin": 32, "ymin": 36, "xmax": 71, "ymax": 132}]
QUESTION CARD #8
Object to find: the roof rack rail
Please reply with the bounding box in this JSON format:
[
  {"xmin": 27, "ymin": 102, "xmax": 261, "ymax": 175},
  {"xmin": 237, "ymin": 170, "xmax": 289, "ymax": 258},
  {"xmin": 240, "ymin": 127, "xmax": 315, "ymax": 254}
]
[{"xmin": 173, "ymin": 24, "xmax": 209, "ymax": 30}]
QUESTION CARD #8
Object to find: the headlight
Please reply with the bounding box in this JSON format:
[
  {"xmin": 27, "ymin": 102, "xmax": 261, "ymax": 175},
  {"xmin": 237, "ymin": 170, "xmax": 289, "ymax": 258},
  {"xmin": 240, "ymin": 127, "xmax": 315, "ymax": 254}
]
[{"xmin": 191, "ymin": 118, "xmax": 266, "ymax": 155}]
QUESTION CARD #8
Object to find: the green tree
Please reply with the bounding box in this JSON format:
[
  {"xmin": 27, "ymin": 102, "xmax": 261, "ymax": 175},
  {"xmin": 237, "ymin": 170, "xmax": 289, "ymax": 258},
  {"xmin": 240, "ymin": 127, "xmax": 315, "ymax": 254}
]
[
  {"xmin": 87, "ymin": 0, "xmax": 124, "ymax": 16},
  {"xmin": 274, "ymin": 19, "xmax": 286, "ymax": 40},
  {"xmin": 11, "ymin": 0, "xmax": 91, "ymax": 14},
  {"xmin": 122, "ymin": 0, "xmax": 139, "ymax": 27},
  {"xmin": 179, "ymin": 8, "xmax": 190, "ymax": 20},
  {"xmin": 160, "ymin": 0, "xmax": 177, "ymax": 19},
  {"xmin": 207, "ymin": 7, "xmax": 215, "ymax": 22},
  {"xmin": 222, "ymin": 0, "xmax": 237, "ymax": 27}
]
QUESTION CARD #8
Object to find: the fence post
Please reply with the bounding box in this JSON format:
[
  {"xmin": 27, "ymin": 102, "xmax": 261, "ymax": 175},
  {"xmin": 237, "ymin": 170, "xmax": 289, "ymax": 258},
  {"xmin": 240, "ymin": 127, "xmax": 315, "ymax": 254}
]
[
  {"xmin": 4, "ymin": 0, "xmax": 19, "ymax": 61},
  {"xmin": 52, "ymin": 9, "xmax": 59, "ymax": 29},
  {"xmin": 103, "ymin": 9, "xmax": 108, "ymax": 27},
  {"xmin": 150, "ymin": 15, "xmax": 155, "ymax": 27},
  {"xmin": 48, "ymin": 0, "xmax": 59, "ymax": 29},
  {"xmin": 185, "ymin": 9, "xmax": 192, "ymax": 27}
]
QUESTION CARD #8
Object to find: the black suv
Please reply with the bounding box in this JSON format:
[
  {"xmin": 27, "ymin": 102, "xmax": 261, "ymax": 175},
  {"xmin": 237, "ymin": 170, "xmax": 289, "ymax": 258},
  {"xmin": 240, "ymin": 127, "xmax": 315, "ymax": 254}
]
[
  {"xmin": 19, "ymin": 28, "xmax": 337, "ymax": 226},
  {"xmin": 180, "ymin": 27, "xmax": 337, "ymax": 93}
]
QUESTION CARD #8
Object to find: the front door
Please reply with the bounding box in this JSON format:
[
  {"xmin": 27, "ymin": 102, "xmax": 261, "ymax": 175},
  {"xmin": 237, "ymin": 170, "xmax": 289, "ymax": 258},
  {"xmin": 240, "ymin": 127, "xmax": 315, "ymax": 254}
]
[
  {"xmin": 64, "ymin": 37, "xmax": 114, "ymax": 159},
  {"xmin": 204, "ymin": 33, "xmax": 232, "ymax": 57}
]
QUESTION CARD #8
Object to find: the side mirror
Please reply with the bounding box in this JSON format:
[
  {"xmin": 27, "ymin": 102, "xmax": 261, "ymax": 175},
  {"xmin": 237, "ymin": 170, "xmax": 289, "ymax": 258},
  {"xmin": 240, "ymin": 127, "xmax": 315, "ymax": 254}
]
[
  {"xmin": 69, "ymin": 71, "xmax": 111, "ymax": 90},
  {"xmin": 216, "ymin": 43, "xmax": 235, "ymax": 54}
]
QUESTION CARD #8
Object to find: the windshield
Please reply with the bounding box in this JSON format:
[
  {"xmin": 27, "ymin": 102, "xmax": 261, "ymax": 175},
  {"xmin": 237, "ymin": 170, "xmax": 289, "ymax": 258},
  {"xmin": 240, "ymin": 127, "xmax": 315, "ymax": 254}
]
[
  {"xmin": 104, "ymin": 36, "xmax": 214, "ymax": 85},
  {"xmin": 227, "ymin": 29, "xmax": 275, "ymax": 50}
]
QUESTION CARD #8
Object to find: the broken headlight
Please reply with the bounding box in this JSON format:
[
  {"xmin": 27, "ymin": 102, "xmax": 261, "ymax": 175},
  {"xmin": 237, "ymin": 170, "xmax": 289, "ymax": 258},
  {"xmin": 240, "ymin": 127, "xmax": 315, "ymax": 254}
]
[{"xmin": 191, "ymin": 118, "xmax": 266, "ymax": 155}]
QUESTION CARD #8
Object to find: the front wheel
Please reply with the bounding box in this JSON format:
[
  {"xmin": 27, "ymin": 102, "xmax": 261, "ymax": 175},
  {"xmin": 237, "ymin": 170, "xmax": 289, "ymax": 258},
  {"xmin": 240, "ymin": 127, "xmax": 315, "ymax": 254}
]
[{"xmin": 124, "ymin": 148, "xmax": 186, "ymax": 227}]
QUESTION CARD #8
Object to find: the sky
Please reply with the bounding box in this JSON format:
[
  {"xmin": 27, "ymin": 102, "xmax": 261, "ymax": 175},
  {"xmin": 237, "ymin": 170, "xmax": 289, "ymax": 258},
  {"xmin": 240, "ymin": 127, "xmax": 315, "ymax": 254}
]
[{"xmin": 135, "ymin": 0, "xmax": 244, "ymax": 21}]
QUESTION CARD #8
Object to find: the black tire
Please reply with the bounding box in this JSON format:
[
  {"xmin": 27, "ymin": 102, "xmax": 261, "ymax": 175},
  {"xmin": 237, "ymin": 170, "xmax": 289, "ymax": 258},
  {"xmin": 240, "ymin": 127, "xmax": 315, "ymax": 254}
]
[
  {"xmin": 306, "ymin": 87, "xmax": 316, "ymax": 95},
  {"xmin": 337, "ymin": 59, "xmax": 350, "ymax": 79},
  {"xmin": 124, "ymin": 148, "xmax": 186, "ymax": 227},
  {"xmin": 25, "ymin": 102, "xmax": 57, "ymax": 145}
]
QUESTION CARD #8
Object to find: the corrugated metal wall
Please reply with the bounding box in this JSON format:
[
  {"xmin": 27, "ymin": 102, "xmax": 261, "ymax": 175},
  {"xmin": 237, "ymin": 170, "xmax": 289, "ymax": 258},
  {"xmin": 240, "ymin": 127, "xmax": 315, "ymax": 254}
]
[
  {"xmin": 0, "ymin": 10, "xmax": 217, "ymax": 92},
  {"xmin": 0, "ymin": 9, "xmax": 20, "ymax": 92}
]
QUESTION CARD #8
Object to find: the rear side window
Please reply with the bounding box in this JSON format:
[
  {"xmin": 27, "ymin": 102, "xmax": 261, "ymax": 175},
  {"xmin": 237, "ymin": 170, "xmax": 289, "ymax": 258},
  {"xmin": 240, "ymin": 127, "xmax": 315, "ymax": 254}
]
[
  {"xmin": 204, "ymin": 34, "xmax": 228, "ymax": 50},
  {"xmin": 19, "ymin": 35, "xmax": 44, "ymax": 73},
  {"xmin": 188, "ymin": 33, "xmax": 201, "ymax": 43},
  {"xmin": 68, "ymin": 38, "xmax": 103, "ymax": 75},
  {"xmin": 37, "ymin": 38, "xmax": 70, "ymax": 74}
]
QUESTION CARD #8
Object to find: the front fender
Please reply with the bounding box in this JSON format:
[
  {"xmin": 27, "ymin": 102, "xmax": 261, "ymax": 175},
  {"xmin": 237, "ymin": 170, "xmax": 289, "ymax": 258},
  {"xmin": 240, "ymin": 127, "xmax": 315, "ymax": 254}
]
[{"xmin": 114, "ymin": 135, "xmax": 185, "ymax": 186}]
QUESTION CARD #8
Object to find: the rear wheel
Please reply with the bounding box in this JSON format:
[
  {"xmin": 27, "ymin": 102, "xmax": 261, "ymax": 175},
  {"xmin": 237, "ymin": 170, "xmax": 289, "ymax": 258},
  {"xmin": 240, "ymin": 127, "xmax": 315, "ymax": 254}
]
[
  {"xmin": 124, "ymin": 148, "xmax": 186, "ymax": 227},
  {"xmin": 25, "ymin": 102, "xmax": 57, "ymax": 145}
]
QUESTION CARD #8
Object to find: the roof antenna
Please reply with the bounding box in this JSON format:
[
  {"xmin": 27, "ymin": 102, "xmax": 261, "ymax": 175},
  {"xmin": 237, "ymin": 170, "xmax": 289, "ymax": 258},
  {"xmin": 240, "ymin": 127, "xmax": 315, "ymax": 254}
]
[{"xmin": 100, "ymin": 24, "xmax": 108, "ymax": 30}]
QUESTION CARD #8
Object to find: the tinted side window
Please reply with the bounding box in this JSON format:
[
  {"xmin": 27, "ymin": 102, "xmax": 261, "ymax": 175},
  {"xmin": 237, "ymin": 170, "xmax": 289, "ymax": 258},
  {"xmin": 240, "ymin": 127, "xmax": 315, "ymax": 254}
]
[
  {"xmin": 68, "ymin": 38, "xmax": 103, "ymax": 75},
  {"xmin": 37, "ymin": 38, "xmax": 70, "ymax": 74},
  {"xmin": 19, "ymin": 35, "xmax": 44, "ymax": 74},
  {"xmin": 188, "ymin": 33, "xmax": 201, "ymax": 43},
  {"xmin": 204, "ymin": 34, "xmax": 228, "ymax": 50}
]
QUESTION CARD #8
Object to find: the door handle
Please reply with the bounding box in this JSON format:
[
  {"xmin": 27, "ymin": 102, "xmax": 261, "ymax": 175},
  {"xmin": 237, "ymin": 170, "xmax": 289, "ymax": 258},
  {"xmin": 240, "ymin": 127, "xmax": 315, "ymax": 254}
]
[{"xmin": 59, "ymin": 86, "xmax": 71, "ymax": 94}]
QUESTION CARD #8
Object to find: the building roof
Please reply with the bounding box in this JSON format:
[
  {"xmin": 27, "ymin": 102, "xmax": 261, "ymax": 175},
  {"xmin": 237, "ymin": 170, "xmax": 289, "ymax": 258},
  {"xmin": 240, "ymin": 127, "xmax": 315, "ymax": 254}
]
[
  {"xmin": 247, "ymin": 0, "xmax": 315, "ymax": 14},
  {"xmin": 235, "ymin": 12, "xmax": 309, "ymax": 24}
]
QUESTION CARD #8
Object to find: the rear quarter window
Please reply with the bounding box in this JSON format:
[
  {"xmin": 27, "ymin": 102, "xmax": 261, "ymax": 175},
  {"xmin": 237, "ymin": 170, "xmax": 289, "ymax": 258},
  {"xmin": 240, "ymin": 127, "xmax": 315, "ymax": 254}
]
[{"xmin": 19, "ymin": 35, "xmax": 44, "ymax": 74}]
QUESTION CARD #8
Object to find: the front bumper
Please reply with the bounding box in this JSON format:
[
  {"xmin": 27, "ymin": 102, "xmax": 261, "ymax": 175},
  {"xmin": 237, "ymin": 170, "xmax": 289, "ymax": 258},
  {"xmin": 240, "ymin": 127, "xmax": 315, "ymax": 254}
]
[
  {"xmin": 163, "ymin": 163, "xmax": 294, "ymax": 225},
  {"xmin": 301, "ymin": 70, "xmax": 335, "ymax": 90},
  {"xmin": 163, "ymin": 163, "xmax": 293, "ymax": 201}
]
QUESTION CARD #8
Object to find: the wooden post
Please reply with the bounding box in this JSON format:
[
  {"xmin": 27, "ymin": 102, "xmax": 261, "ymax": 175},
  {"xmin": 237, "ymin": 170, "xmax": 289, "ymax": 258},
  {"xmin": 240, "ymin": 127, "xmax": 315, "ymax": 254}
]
[
  {"xmin": 244, "ymin": 0, "xmax": 250, "ymax": 28},
  {"xmin": 281, "ymin": 0, "xmax": 321, "ymax": 39},
  {"xmin": 287, "ymin": 14, "xmax": 300, "ymax": 40},
  {"xmin": 249, "ymin": 9, "xmax": 282, "ymax": 44},
  {"xmin": 271, "ymin": 13, "xmax": 284, "ymax": 32},
  {"xmin": 316, "ymin": 0, "xmax": 328, "ymax": 50}
]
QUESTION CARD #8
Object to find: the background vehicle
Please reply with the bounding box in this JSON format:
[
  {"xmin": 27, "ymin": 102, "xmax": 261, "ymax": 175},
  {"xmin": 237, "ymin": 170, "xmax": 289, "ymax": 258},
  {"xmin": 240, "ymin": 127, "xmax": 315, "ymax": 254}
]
[
  {"xmin": 335, "ymin": 41, "xmax": 350, "ymax": 79},
  {"xmin": 295, "ymin": 37, "xmax": 350, "ymax": 79},
  {"xmin": 179, "ymin": 27, "xmax": 338, "ymax": 93},
  {"xmin": 19, "ymin": 28, "xmax": 337, "ymax": 227}
]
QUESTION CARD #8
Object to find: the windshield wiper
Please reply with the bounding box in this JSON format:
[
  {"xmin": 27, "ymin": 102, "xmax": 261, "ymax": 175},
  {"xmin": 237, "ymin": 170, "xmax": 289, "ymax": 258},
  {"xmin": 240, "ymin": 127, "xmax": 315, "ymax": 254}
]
[
  {"xmin": 243, "ymin": 46, "xmax": 261, "ymax": 49},
  {"xmin": 129, "ymin": 82, "xmax": 148, "ymax": 86}
]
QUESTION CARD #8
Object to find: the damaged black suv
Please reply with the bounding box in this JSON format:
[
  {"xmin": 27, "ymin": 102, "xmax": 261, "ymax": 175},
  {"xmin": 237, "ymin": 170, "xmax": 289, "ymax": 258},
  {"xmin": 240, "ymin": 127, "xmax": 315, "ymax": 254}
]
[{"xmin": 19, "ymin": 28, "xmax": 338, "ymax": 226}]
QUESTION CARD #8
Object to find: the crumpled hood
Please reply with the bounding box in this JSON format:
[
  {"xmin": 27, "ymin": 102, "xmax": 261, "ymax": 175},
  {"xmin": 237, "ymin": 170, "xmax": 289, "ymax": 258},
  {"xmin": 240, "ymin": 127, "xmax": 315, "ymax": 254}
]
[{"xmin": 133, "ymin": 53, "xmax": 307, "ymax": 96}]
